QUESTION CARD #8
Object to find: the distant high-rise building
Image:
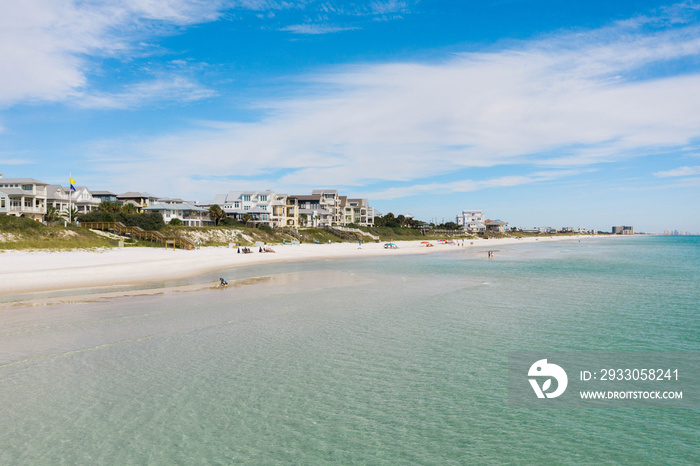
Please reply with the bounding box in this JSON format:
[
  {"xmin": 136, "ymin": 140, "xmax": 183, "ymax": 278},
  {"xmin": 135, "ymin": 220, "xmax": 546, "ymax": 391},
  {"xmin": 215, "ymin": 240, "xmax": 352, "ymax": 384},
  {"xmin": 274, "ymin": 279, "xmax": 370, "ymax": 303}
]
[{"xmin": 612, "ymin": 225, "xmax": 634, "ymax": 235}]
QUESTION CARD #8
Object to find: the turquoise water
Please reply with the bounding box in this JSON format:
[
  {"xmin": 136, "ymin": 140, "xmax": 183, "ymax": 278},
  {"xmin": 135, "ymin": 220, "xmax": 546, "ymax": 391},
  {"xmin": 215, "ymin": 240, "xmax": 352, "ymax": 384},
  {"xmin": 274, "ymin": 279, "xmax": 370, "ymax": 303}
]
[{"xmin": 0, "ymin": 236, "xmax": 698, "ymax": 464}]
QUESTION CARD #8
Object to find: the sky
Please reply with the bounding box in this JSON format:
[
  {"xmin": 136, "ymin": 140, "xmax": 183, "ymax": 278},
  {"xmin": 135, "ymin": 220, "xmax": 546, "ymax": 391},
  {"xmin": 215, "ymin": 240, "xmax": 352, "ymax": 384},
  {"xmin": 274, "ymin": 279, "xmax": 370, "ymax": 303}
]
[{"xmin": 1, "ymin": 0, "xmax": 700, "ymax": 233}]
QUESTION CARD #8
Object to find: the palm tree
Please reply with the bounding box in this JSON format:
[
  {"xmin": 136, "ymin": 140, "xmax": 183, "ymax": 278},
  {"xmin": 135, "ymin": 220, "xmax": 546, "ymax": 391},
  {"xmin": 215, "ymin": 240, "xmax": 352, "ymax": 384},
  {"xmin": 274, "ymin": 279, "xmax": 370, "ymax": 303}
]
[
  {"xmin": 208, "ymin": 204, "xmax": 225, "ymax": 225},
  {"xmin": 99, "ymin": 201, "xmax": 121, "ymax": 213},
  {"xmin": 45, "ymin": 206, "xmax": 59, "ymax": 222},
  {"xmin": 121, "ymin": 203, "xmax": 138, "ymax": 215},
  {"xmin": 68, "ymin": 206, "xmax": 79, "ymax": 223}
]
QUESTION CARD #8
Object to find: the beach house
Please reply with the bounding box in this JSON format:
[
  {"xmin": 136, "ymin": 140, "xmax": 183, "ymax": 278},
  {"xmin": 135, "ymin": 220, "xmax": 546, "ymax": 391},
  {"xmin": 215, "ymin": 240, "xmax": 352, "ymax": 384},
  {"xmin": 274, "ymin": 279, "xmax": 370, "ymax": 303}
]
[
  {"xmin": 142, "ymin": 199, "xmax": 211, "ymax": 226},
  {"xmin": 313, "ymin": 189, "xmax": 343, "ymax": 225},
  {"xmin": 484, "ymin": 219, "xmax": 509, "ymax": 233},
  {"xmin": 456, "ymin": 210, "xmax": 485, "ymax": 232},
  {"xmin": 340, "ymin": 197, "xmax": 375, "ymax": 227},
  {"xmin": 0, "ymin": 175, "xmax": 48, "ymax": 221},
  {"xmin": 117, "ymin": 192, "xmax": 160, "ymax": 212},
  {"xmin": 289, "ymin": 193, "xmax": 333, "ymax": 227},
  {"xmin": 46, "ymin": 185, "xmax": 71, "ymax": 217},
  {"xmin": 202, "ymin": 190, "xmax": 298, "ymax": 228},
  {"xmin": 70, "ymin": 186, "xmax": 100, "ymax": 214},
  {"xmin": 46, "ymin": 185, "xmax": 100, "ymax": 217},
  {"xmin": 91, "ymin": 191, "xmax": 118, "ymax": 204}
]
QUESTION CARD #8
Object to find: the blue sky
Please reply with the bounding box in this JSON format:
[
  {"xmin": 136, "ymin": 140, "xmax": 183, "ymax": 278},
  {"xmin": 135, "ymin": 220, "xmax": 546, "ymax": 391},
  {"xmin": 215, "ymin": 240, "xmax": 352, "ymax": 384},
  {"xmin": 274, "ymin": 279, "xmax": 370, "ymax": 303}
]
[{"xmin": 2, "ymin": 0, "xmax": 700, "ymax": 233}]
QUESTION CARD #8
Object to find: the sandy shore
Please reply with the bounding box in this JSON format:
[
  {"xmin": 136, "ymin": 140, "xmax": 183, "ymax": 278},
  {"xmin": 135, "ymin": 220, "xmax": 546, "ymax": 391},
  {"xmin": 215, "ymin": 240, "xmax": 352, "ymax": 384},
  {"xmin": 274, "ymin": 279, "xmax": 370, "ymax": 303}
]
[{"xmin": 0, "ymin": 236, "xmax": 594, "ymax": 298}]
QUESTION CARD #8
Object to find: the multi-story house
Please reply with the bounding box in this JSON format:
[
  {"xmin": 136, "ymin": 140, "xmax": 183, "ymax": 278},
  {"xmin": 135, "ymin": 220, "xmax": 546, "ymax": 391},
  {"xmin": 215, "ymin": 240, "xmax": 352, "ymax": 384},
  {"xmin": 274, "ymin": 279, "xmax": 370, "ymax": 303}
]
[
  {"xmin": 70, "ymin": 186, "xmax": 100, "ymax": 214},
  {"xmin": 143, "ymin": 200, "xmax": 211, "ymax": 227},
  {"xmin": 117, "ymin": 192, "xmax": 159, "ymax": 212},
  {"xmin": 271, "ymin": 193, "xmax": 299, "ymax": 228},
  {"xmin": 202, "ymin": 190, "xmax": 298, "ymax": 228},
  {"xmin": 0, "ymin": 175, "xmax": 47, "ymax": 221},
  {"xmin": 46, "ymin": 185, "xmax": 100, "ymax": 217},
  {"xmin": 92, "ymin": 191, "xmax": 118, "ymax": 204},
  {"xmin": 340, "ymin": 197, "xmax": 375, "ymax": 227},
  {"xmin": 46, "ymin": 185, "xmax": 71, "ymax": 216},
  {"xmin": 289, "ymin": 193, "xmax": 333, "ymax": 227},
  {"xmin": 312, "ymin": 189, "xmax": 342, "ymax": 225},
  {"xmin": 456, "ymin": 210, "xmax": 485, "ymax": 232}
]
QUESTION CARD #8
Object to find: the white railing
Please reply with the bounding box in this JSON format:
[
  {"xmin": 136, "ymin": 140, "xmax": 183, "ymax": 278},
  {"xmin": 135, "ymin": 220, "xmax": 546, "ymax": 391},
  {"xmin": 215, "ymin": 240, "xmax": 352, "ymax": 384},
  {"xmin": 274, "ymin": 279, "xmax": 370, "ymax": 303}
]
[{"xmin": 7, "ymin": 206, "xmax": 46, "ymax": 214}]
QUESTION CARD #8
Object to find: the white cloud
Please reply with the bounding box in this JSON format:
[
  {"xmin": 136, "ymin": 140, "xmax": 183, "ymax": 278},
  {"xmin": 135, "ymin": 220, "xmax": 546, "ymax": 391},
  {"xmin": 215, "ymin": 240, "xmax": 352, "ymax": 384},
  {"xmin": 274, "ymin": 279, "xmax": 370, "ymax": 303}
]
[
  {"xmin": 654, "ymin": 165, "xmax": 700, "ymax": 177},
  {"xmin": 365, "ymin": 170, "xmax": 591, "ymax": 200},
  {"xmin": 0, "ymin": 0, "xmax": 226, "ymax": 107},
  {"xmin": 280, "ymin": 23, "xmax": 358, "ymax": 34},
  {"xmin": 92, "ymin": 14, "xmax": 700, "ymax": 200},
  {"xmin": 76, "ymin": 76, "xmax": 217, "ymax": 109}
]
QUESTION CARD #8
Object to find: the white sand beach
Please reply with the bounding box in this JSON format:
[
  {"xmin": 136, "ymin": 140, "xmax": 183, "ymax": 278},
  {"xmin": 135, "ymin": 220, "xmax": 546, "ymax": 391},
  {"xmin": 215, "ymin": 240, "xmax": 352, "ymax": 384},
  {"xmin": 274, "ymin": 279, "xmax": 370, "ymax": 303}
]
[{"xmin": 0, "ymin": 236, "xmax": 594, "ymax": 298}]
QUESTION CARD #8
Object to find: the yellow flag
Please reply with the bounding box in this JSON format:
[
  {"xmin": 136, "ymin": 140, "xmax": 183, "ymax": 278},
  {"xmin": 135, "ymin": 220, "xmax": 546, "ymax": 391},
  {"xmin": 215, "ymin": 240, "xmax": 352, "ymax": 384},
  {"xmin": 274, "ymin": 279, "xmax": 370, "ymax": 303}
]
[{"xmin": 70, "ymin": 176, "xmax": 76, "ymax": 185}]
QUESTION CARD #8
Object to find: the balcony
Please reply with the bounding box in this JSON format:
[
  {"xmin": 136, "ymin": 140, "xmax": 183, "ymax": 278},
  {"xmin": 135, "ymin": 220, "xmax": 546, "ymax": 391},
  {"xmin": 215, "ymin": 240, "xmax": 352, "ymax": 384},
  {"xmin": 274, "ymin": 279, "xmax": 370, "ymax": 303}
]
[{"xmin": 7, "ymin": 205, "xmax": 46, "ymax": 214}]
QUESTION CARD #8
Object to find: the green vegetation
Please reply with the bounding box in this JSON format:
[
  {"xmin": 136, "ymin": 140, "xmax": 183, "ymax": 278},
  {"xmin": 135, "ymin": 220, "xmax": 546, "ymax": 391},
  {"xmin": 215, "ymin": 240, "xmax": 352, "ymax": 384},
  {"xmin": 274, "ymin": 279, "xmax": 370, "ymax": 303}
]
[
  {"xmin": 208, "ymin": 204, "xmax": 225, "ymax": 225},
  {"xmin": 0, "ymin": 215, "xmax": 112, "ymax": 250},
  {"xmin": 2, "ymin": 205, "xmax": 593, "ymax": 251},
  {"xmin": 77, "ymin": 210, "xmax": 165, "ymax": 230}
]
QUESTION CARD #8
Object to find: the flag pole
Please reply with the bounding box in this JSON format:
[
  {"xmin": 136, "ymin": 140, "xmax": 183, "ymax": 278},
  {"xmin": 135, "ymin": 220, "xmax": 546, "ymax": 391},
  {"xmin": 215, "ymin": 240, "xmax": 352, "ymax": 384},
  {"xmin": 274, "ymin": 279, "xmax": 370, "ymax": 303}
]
[{"xmin": 69, "ymin": 172, "xmax": 72, "ymax": 224}]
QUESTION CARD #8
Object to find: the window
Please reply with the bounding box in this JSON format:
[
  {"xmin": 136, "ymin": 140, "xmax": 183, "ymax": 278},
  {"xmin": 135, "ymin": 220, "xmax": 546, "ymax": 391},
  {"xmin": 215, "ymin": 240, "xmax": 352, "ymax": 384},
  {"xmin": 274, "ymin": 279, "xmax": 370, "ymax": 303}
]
[
  {"xmin": 22, "ymin": 184, "xmax": 33, "ymax": 191},
  {"xmin": 243, "ymin": 195, "xmax": 251, "ymax": 201},
  {"xmin": 262, "ymin": 214, "xmax": 268, "ymax": 220},
  {"xmin": 259, "ymin": 195, "xmax": 267, "ymax": 201},
  {"xmin": 234, "ymin": 202, "xmax": 240, "ymax": 208},
  {"xmin": 0, "ymin": 199, "xmax": 4, "ymax": 208},
  {"xmin": 244, "ymin": 205, "xmax": 250, "ymax": 210}
]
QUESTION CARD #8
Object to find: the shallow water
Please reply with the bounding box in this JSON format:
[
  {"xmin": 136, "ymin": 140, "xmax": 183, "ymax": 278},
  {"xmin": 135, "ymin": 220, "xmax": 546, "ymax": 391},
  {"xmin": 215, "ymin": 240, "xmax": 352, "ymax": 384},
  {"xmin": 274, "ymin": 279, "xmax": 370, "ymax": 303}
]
[{"xmin": 1, "ymin": 236, "xmax": 698, "ymax": 463}]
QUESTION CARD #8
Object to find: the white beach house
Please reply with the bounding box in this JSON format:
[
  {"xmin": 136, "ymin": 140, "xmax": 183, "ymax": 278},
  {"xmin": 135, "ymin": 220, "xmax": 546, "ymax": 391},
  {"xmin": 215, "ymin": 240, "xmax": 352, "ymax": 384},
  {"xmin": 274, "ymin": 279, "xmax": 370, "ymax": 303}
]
[
  {"xmin": 0, "ymin": 175, "xmax": 48, "ymax": 221},
  {"xmin": 456, "ymin": 210, "xmax": 485, "ymax": 232},
  {"xmin": 142, "ymin": 200, "xmax": 211, "ymax": 226},
  {"xmin": 46, "ymin": 185, "xmax": 100, "ymax": 217}
]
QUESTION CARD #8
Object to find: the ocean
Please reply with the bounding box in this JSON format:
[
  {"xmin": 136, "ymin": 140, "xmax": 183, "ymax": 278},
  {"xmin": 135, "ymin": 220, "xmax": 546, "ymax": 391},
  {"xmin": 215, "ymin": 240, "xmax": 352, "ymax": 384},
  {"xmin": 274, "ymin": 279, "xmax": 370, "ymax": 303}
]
[{"xmin": 1, "ymin": 236, "xmax": 698, "ymax": 464}]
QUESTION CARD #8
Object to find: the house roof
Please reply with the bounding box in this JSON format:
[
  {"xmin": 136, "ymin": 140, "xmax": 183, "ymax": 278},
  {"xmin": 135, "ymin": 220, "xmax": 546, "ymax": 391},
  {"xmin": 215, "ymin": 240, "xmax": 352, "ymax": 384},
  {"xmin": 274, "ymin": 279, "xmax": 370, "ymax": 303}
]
[
  {"xmin": 91, "ymin": 191, "xmax": 117, "ymax": 196},
  {"xmin": 312, "ymin": 189, "xmax": 338, "ymax": 195},
  {"xmin": 142, "ymin": 202, "xmax": 208, "ymax": 212},
  {"xmin": 0, "ymin": 178, "xmax": 48, "ymax": 185},
  {"xmin": 0, "ymin": 187, "xmax": 31, "ymax": 196},
  {"xmin": 290, "ymin": 194, "xmax": 321, "ymax": 201},
  {"xmin": 118, "ymin": 192, "xmax": 158, "ymax": 199},
  {"xmin": 45, "ymin": 185, "xmax": 68, "ymax": 199}
]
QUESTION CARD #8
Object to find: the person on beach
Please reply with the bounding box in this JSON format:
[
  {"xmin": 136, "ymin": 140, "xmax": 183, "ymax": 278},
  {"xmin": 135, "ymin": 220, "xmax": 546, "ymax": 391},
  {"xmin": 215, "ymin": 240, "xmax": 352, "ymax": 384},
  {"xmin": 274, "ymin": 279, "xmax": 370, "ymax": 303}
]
[{"xmin": 219, "ymin": 277, "xmax": 228, "ymax": 287}]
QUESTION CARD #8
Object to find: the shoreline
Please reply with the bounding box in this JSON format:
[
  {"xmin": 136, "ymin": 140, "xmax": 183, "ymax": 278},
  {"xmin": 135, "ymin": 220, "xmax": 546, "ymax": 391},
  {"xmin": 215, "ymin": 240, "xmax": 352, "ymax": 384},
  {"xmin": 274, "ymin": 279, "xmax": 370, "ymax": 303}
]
[{"xmin": 0, "ymin": 235, "xmax": 604, "ymax": 302}]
